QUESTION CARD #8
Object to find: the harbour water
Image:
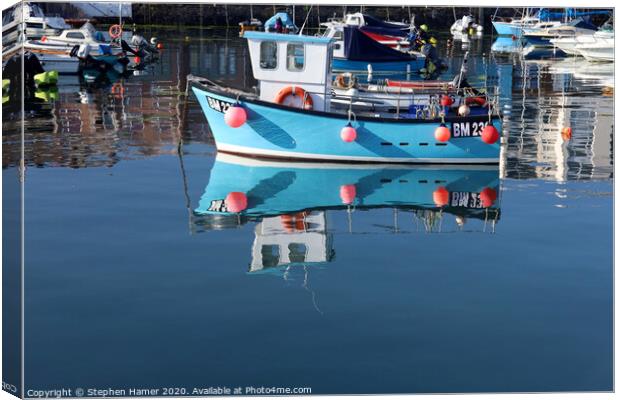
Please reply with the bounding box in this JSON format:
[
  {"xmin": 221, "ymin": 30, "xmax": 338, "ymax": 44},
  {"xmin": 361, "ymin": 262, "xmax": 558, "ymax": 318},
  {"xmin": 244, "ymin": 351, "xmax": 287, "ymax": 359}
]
[{"xmin": 3, "ymin": 29, "xmax": 613, "ymax": 394}]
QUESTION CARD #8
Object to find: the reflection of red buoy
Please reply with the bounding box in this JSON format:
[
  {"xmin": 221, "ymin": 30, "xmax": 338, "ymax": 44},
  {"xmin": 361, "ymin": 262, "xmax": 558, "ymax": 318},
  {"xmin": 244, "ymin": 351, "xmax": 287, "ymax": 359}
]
[
  {"xmin": 561, "ymin": 127, "xmax": 572, "ymax": 141},
  {"xmin": 225, "ymin": 192, "xmax": 247, "ymax": 213},
  {"xmin": 224, "ymin": 105, "xmax": 247, "ymax": 128},
  {"xmin": 481, "ymin": 125, "xmax": 499, "ymax": 144},
  {"xmin": 440, "ymin": 95, "xmax": 453, "ymax": 107},
  {"xmin": 433, "ymin": 187, "xmax": 449, "ymax": 207},
  {"xmin": 434, "ymin": 123, "xmax": 451, "ymax": 142},
  {"xmin": 340, "ymin": 123, "xmax": 357, "ymax": 142},
  {"xmin": 340, "ymin": 184, "xmax": 356, "ymax": 205},
  {"xmin": 480, "ymin": 187, "xmax": 497, "ymax": 208}
]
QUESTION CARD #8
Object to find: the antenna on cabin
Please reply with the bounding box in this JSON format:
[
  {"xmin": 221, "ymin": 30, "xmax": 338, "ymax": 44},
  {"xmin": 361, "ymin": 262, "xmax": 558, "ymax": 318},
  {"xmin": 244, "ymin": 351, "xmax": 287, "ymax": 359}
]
[{"xmin": 298, "ymin": 5, "xmax": 313, "ymax": 35}]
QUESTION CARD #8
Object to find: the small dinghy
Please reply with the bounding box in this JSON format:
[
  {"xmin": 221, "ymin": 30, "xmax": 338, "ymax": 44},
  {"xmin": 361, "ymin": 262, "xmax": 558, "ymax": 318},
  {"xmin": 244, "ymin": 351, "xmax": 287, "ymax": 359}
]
[{"xmin": 190, "ymin": 31, "xmax": 502, "ymax": 164}]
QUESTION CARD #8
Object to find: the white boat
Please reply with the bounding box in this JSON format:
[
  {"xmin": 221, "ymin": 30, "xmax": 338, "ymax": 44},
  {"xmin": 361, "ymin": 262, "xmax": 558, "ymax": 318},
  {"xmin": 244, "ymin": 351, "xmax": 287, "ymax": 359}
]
[
  {"xmin": 575, "ymin": 32, "xmax": 614, "ymax": 62},
  {"xmin": 450, "ymin": 14, "xmax": 483, "ymax": 35},
  {"xmin": 32, "ymin": 23, "xmax": 123, "ymax": 56},
  {"xmin": 2, "ymin": 2, "xmax": 71, "ymax": 46},
  {"xmin": 551, "ymin": 24, "xmax": 614, "ymax": 56},
  {"xmin": 524, "ymin": 18, "xmax": 598, "ymax": 47}
]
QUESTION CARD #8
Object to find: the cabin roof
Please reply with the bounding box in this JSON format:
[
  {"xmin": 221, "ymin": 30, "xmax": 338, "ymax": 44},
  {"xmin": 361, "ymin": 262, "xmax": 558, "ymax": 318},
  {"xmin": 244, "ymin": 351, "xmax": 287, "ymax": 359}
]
[{"xmin": 243, "ymin": 31, "xmax": 333, "ymax": 45}]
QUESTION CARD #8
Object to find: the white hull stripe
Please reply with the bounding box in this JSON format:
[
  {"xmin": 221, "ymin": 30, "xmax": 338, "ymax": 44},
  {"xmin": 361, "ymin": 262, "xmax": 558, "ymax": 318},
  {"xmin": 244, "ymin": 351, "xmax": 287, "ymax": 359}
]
[{"xmin": 216, "ymin": 143, "xmax": 499, "ymax": 164}]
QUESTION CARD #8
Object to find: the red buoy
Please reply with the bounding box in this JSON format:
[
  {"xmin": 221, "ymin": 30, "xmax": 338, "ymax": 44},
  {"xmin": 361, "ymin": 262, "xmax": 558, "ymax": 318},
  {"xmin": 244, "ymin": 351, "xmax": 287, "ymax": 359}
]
[
  {"xmin": 511, "ymin": 35, "xmax": 517, "ymax": 41},
  {"xmin": 479, "ymin": 187, "xmax": 497, "ymax": 208},
  {"xmin": 481, "ymin": 125, "xmax": 499, "ymax": 144},
  {"xmin": 156, "ymin": 42, "xmax": 164, "ymax": 50},
  {"xmin": 561, "ymin": 127, "xmax": 572, "ymax": 141},
  {"xmin": 224, "ymin": 105, "xmax": 247, "ymax": 128},
  {"xmin": 340, "ymin": 184, "xmax": 357, "ymax": 205},
  {"xmin": 440, "ymin": 95, "xmax": 454, "ymax": 107},
  {"xmin": 434, "ymin": 123, "xmax": 451, "ymax": 142},
  {"xmin": 433, "ymin": 187, "xmax": 450, "ymax": 207},
  {"xmin": 225, "ymin": 192, "xmax": 248, "ymax": 213},
  {"xmin": 340, "ymin": 123, "xmax": 357, "ymax": 142},
  {"xmin": 134, "ymin": 56, "xmax": 141, "ymax": 64}
]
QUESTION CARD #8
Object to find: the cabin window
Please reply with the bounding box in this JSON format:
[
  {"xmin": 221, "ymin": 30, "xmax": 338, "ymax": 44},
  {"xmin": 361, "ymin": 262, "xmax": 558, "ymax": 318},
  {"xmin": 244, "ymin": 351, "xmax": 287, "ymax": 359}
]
[
  {"xmin": 66, "ymin": 32, "xmax": 85, "ymax": 39},
  {"xmin": 333, "ymin": 30, "xmax": 343, "ymax": 40},
  {"xmin": 286, "ymin": 43, "xmax": 304, "ymax": 71},
  {"xmin": 259, "ymin": 41, "xmax": 278, "ymax": 69}
]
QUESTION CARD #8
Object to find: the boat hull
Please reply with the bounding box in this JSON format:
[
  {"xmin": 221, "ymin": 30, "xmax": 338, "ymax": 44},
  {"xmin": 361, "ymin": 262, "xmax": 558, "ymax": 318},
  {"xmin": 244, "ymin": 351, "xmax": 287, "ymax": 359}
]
[
  {"xmin": 492, "ymin": 21, "xmax": 523, "ymax": 37},
  {"xmin": 332, "ymin": 57, "xmax": 425, "ymax": 74},
  {"xmin": 191, "ymin": 83, "xmax": 502, "ymax": 164},
  {"xmin": 578, "ymin": 47, "xmax": 614, "ymax": 62}
]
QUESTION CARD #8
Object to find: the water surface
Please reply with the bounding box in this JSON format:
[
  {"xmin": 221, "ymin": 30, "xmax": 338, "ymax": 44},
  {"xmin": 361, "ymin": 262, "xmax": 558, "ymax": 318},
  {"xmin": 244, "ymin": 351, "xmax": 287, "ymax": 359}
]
[{"xmin": 2, "ymin": 29, "xmax": 613, "ymax": 394}]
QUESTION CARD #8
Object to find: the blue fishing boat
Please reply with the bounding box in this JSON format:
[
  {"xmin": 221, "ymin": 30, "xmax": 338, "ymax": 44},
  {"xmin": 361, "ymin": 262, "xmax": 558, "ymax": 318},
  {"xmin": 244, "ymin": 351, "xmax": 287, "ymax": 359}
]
[
  {"xmin": 190, "ymin": 31, "xmax": 502, "ymax": 164},
  {"xmin": 196, "ymin": 153, "xmax": 501, "ymax": 217}
]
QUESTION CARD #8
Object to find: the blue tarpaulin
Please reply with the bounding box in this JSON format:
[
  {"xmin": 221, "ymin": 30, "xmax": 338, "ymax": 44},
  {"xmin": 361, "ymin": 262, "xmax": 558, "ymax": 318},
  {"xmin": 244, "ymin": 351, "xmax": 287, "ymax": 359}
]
[
  {"xmin": 343, "ymin": 26, "xmax": 415, "ymax": 62},
  {"xmin": 537, "ymin": 8, "xmax": 610, "ymax": 20},
  {"xmin": 264, "ymin": 12, "xmax": 298, "ymax": 33}
]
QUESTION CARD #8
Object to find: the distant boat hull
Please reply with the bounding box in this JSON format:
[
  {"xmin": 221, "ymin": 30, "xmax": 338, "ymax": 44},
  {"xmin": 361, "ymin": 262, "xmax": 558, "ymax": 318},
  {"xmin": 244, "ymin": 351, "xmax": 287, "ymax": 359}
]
[{"xmin": 191, "ymin": 81, "xmax": 502, "ymax": 164}]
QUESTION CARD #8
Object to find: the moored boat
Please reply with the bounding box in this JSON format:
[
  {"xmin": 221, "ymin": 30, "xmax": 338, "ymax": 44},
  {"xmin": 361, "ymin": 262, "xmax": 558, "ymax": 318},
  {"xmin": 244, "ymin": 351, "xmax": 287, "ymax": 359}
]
[
  {"xmin": 523, "ymin": 18, "xmax": 598, "ymax": 47},
  {"xmin": 329, "ymin": 26, "xmax": 425, "ymax": 76},
  {"xmin": 190, "ymin": 31, "xmax": 502, "ymax": 164},
  {"xmin": 2, "ymin": 2, "xmax": 71, "ymax": 46}
]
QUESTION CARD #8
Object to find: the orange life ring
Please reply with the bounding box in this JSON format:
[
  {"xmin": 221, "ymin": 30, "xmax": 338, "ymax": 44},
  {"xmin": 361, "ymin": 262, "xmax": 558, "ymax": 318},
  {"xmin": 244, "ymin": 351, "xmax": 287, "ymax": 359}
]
[
  {"xmin": 109, "ymin": 24, "xmax": 122, "ymax": 39},
  {"xmin": 465, "ymin": 96, "xmax": 487, "ymax": 107},
  {"xmin": 274, "ymin": 86, "xmax": 313, "ymax": 110}
]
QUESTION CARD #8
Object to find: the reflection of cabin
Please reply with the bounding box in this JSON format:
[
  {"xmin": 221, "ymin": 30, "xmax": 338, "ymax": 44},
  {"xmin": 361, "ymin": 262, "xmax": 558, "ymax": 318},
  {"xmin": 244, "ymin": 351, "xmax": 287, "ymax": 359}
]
[{"xmin": 250, "ymin": 211, "xmax": 333, "ymax": 272}]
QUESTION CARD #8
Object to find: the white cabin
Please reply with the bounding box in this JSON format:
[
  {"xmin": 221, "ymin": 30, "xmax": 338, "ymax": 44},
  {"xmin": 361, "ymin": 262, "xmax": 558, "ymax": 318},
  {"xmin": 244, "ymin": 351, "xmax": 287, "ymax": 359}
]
[
  {"xmin": 244, "ymin": 31, "xmax": 334, "ymax": 112},
  {"xmin": 250, "ymin": 211, "xmax": 333, "ymax": 272}
]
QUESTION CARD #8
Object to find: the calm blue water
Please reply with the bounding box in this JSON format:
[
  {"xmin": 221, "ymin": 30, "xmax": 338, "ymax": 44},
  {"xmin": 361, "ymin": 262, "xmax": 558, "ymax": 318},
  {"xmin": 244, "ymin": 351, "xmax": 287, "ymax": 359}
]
[{"xmin": 3, "ymin": 29, "xmax": 613, "ymax": 395}]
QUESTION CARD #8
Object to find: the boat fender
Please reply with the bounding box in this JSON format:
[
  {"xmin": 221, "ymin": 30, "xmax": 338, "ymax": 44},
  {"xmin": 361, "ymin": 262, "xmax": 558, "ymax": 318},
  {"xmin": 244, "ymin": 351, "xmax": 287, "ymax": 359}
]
[
  {"xmin": 340, "ymin": 122, "xmax": 357, "ymax": 143},
  {"xmin": 434, "ymin": 123, "xmax": 450, "ymax": 142},
  {"xmin": 274, "ymin": 86, "xmax": 313, "ymax": 110},
  {"xmin": 481, "ymin": 125, "xmax": 499, "ymax": 144}
]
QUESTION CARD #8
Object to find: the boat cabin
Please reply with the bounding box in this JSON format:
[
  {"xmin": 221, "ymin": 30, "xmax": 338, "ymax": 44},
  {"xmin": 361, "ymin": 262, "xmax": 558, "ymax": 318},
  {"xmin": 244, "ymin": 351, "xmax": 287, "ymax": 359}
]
[{"xmin": 244, "ymin": 31, "xmax": 334, "ymax": 112}]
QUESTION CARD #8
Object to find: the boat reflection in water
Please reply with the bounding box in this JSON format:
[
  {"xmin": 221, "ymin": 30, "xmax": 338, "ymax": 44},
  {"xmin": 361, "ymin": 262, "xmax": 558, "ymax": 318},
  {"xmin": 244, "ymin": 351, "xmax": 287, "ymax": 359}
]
[{"xmin": 194, "ymin": 153, "xmax": 501, "ymax": 274}]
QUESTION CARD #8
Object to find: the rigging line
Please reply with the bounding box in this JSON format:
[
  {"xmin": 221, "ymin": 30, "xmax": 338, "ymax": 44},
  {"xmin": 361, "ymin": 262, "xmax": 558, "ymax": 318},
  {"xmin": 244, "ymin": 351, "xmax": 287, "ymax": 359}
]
[
  {"xmin": 303, "ymin": 265, "xmax": 324, "ymax": 315},
  {"xmin": 298, "ymin": 5, "xmax": 314, "ymax": 36}
]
